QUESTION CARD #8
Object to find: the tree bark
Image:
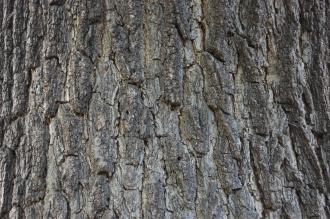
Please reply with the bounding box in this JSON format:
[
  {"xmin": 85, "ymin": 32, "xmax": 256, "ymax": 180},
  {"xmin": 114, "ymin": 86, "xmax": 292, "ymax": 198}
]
[{"xmin": 0, "ymin": 0, "xmax": 330, "ymax": 218}]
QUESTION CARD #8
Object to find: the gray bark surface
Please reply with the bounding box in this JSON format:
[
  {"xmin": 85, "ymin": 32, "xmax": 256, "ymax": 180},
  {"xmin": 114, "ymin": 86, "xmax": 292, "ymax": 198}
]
[{"xmin": 0, "ymin": 0, "xmax": 330, "ymax": 218}]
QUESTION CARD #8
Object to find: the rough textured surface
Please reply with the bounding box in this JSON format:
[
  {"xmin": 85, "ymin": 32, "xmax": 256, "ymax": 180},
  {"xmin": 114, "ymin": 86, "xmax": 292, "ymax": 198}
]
[{"xmin": 0, "ymin": 0, "xmax": 330, "ymax": 218}]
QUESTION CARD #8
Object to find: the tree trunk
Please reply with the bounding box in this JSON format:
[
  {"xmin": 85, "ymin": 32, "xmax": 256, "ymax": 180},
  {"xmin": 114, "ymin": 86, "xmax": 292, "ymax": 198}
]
[{"xmin": 0, "ymin": 0, "xmax": 329, "ymax": 218}]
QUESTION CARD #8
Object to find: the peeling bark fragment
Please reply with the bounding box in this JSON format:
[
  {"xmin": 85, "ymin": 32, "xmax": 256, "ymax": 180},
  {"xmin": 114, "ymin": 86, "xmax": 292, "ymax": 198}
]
[{"xmin": 68, "ymin": 51, "xmax": 93, "ymax": 114}]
